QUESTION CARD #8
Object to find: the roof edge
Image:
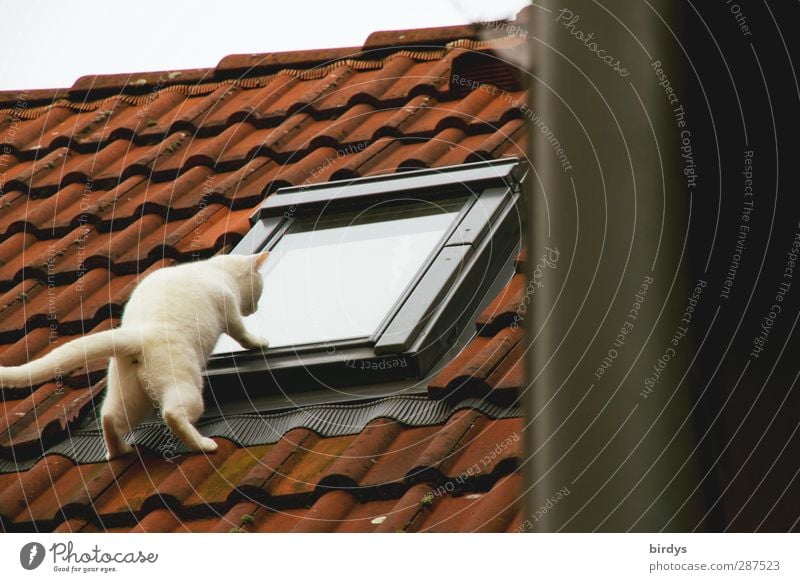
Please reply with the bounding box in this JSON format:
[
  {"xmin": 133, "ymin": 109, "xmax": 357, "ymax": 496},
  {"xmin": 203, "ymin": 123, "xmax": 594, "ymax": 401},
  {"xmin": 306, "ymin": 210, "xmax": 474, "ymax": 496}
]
[
  {"xmin": 0, "ymin": 5, "xmax": 531, "ymax": 108},
  {"xmin": 362, "ymin": 23, "xmax": 482, "ymax": 53},
  {"xmin": 0, "ymin": 88, "xmax": 71, "ymax": 111}
]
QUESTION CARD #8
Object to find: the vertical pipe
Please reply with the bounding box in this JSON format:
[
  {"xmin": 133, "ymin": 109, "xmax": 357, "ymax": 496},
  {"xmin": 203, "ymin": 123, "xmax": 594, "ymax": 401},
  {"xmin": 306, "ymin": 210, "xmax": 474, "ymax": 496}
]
[{"xmin": 525, "ymin": 0, "xmax": 703, "ymax": 531}]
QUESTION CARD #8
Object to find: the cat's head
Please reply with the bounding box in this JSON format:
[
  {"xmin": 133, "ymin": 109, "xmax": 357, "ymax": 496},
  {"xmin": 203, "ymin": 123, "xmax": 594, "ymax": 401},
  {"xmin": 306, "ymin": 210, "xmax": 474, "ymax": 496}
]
[{"xmin": 223, "ymin": 252, "xmax": 270, "ymax": 315}]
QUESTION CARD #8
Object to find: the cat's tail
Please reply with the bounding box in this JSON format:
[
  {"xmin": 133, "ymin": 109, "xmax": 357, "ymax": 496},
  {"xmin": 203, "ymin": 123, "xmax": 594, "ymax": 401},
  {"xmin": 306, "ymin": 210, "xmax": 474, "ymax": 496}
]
[{"xmin": 0, "ymin": 328, "xmax": 141, "ymax": 388}]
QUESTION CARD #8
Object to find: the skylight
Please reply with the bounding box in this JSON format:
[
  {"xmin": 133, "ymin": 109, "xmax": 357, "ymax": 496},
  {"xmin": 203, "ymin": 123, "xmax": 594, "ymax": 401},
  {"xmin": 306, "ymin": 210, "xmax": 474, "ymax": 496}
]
[
  {"xmin": 214, "ymin": 197, "xmax": 467, "ymax": 352},
  {"xmin": 206, "ymin": 158, "xmax": 524, "ymax": 392}
]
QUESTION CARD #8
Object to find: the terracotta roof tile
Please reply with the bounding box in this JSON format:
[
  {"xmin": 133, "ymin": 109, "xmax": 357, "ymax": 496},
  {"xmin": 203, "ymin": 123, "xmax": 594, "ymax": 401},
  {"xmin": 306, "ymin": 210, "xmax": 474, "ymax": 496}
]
[
  {"xmin": 447, "ymin": 418, "xmax": 522, "ymax": 477},
  {"xmin": 359, "ymin": 424, "xmax": 444, "ymax": 486},
  {"xmin": 0, "ymin": 382, "xmax": 63, "ymax": 442},
  {"xmin": 182, "ymin": 444, "xmax": 275, "ymax": 508},
  {"xmin": 266, "ymin": 433, "xmax": 353, "ymax": 498},
  {"xmin": 0, "ymin": 455, "xmax": 74, "ymax": 524},
  {"xmin": 0, "ymin": 107, "xmax": 75, "ymax": 152},
  {"xmin": 0, "ymin": 263, "xmax": 174, "ymax": 352},
  {"xmin": 138, "ymin": 439, "xmax": 240, "ymax": 515},
  {"xmin": 0, "ymin": 413, "xmax": 522, "ymax": 531},
  {"xmin": 364, "ymin": 23, "xmax": 483, "ymax": 50},
  {"xmin": 405, "ymin": 409, "xmax": 486, "ymax": 476},
  {"xmin": 428, "ymin": 328, "xmax": 524, "ymax": 400},
  {"xmin": 317, "ymin": 419, "xmax": 406, "ymax": 490},
  {"xmin": 0, "ymin": 319, "xmax": 120, "ymax": 376},
  {"xmin": 0, "ymin": 45, "xmax": 526, "ymax": 161},
  {"xmin": 216, "ymin": 47, "xmax": 361, "ymax": 77},
  {"xmin": 235, "ymin": 429, "xmax": 315, "ymax": 499},
  {"xmin": 24, "ymin": 455, "xmax": 134, "ymax": 525},
  {"xmin": 91, "ymin": 452, "xmax": 185, "ymax": 521},
  {"xmin": 413, "ymin": 473, "xmax": 522, "ymax": 532},
  {"xmin": 0, "ymin": 6, "xmax": 532, "ymax": 533},
  {"xmin": 127, "ymin": 508, "xmax": 183, "ymax": 533},
  {"xmin": 0, "ymin": 380, "xmax": 105, "ymax": 456},
  {"xmin": 44, "ymin": 472, "xmax": 524, "ymax": 533},
  {"xmin": 476, "ymin": 272, "xmax": 526, "ymax": 335}
]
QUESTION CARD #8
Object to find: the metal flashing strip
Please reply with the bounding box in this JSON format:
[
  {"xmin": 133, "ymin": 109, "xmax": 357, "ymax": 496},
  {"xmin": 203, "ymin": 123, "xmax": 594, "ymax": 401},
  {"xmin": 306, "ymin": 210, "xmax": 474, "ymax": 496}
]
[{"xmin": 0, "ymin": 395, "xmax": 521, "ymax": 473}]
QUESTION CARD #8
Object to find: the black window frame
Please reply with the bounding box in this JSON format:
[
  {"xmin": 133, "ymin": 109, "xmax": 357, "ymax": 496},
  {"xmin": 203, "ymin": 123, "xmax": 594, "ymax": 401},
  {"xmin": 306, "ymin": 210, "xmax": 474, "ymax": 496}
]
[{"xmin": 204, "ymin": 157, "xmax": 526, "ymax": 400}]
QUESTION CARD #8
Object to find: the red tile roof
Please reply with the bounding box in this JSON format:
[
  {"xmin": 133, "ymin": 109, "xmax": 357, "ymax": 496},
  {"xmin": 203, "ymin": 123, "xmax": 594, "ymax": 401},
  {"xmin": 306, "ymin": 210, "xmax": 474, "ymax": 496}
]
[
  {"xmin": 1, "ymin": 413, "xmax": 522, "ymax": 532},
  {"xmin": 54, "ymin": 474, "xmax": 524, "ymax": 533},
  {"xmin": 0, "ymin": 7, "xmax": 530, "ymax": 532}
]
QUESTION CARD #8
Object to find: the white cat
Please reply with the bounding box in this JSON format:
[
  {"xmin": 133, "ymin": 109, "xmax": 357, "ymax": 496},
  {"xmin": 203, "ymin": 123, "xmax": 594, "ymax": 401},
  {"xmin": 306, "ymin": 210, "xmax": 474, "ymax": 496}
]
[{"xmin": 0, "ymin": 252, "xmax": 270, "ymax": 459}]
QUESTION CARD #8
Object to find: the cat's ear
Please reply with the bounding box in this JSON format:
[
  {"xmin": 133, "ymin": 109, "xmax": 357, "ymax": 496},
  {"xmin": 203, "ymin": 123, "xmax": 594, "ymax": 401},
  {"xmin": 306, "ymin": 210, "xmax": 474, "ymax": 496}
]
[{"xmin": 253, "ymin": 251, "xmax": 270, "ymax": 269}]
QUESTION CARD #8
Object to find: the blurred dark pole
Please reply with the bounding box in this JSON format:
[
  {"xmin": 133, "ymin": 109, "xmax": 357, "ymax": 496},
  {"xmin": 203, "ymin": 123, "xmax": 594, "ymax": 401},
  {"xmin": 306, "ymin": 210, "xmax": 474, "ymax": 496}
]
[{"xmin": 525, "ymin": 0, "xmax": 704, "ymax": 531}]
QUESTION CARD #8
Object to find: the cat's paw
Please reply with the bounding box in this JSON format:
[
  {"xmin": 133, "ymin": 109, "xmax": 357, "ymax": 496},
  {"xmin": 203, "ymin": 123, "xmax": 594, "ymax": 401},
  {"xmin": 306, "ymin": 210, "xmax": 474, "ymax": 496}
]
[
  {"xmin": 241, "ymin": 335, "xmax": 269, "ymax": 350},
  {"xmin": 105, "ymin": 442, "xmax": 133, "ymax": 461},
  {"xmin": 198, "ymin": 437, "xmax": 218, "ymax": 453}
]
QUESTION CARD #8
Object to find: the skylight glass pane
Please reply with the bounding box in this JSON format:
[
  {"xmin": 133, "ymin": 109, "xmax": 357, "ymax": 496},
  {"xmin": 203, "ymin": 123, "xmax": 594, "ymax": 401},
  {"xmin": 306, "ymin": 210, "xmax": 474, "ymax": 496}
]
[{"xmin": 215, "ymin": 197, "xmax": 467, "ymax": 352}]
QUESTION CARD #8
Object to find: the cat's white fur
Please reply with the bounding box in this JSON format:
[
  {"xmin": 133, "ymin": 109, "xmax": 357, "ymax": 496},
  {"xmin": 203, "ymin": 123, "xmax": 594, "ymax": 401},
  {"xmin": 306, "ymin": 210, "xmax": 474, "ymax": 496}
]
[{"xmin": 0, "ymin": 253, "xmax": 270, "ymax": 459}]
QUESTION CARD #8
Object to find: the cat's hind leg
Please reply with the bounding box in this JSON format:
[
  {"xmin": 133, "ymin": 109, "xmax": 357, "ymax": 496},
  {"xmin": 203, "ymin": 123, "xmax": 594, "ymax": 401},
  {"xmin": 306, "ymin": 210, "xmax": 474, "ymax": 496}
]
[
  {"xmin": 161, "ymin": 386, "xmax": 218, "ymax": 453},
  {"xmin": 139, "ymin": 343, "xmax": 217, "ymax": 454},
  {"xmin": 101, "ymin": 357, "xmax": 150, "ymax": 460}
]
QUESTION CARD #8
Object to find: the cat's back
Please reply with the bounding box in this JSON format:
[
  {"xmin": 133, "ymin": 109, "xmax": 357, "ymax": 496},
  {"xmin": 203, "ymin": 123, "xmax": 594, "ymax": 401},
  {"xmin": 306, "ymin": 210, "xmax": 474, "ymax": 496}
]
[{"xmin": 121, "ymin": 259, "xmax": 228, "ymax": 324}]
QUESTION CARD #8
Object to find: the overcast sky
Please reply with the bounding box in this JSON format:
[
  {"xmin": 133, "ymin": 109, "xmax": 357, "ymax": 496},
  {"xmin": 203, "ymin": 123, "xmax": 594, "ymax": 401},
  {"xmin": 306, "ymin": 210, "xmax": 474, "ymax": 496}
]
[{"xmin": 0, "ymin": 0, "xmax": 529, "ymax": 91}]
